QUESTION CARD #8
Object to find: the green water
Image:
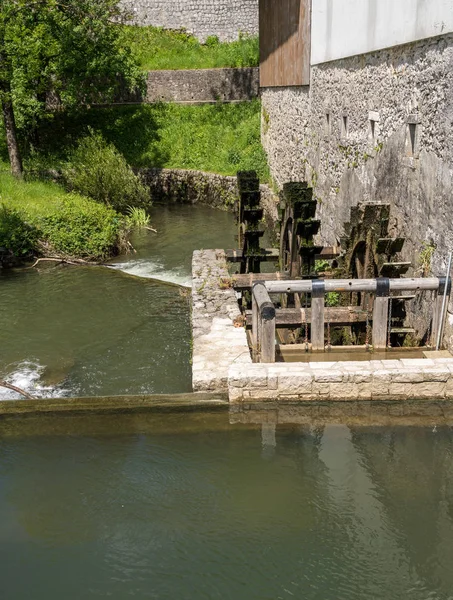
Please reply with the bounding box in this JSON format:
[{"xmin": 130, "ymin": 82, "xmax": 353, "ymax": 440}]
[
  {"xmin": 1, "ymin": 412, "xmax": 453, "ymax": 600},
  {"xmin": 0, "ymin": 205, "xmax": 236, "ymax": 398}
]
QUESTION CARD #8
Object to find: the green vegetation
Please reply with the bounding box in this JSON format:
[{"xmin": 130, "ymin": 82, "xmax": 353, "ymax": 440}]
[
  {"xmin": 0, "ymin": 0, "xmax": 143, "ymax": 178},
  {"xmin": 62, "ymin": 130, "xmax": 150, "ymax": 213},
  {"xmin": 12, "ymin": 101, "xmax": 269, "ymax": 181},
  {"xmin": 0, "ymin": 166, "xmax": 126, "ymax": 261},
  {"xmin": 121, "ymin": 26, "xmax": 259, "ymax": 70},
  {"xmin": 0, "ymin": 204, "xmax": 39, "ymax": 259},
  {"xmin": 326, "ymin": 291, "xmax": 341, "ymax": 307},
  {"xmin": 418, "ymin": 240, "xmax": 436, "ymax": 276},
  {"xmin": 126, "ymin": 206, "xmax": 150, "ymax": 227}
]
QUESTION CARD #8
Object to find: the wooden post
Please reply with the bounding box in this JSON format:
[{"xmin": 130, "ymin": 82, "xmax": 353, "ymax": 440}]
[
  {"xmin": 252, "ymin": 282, "xmax": 276, "ymax": 362},
  {"xmin": 311, "ymin": 280, "xmax": 325, "ymax": 352},
  {"xmin": 372, "ymin": 278, "xmax": 390, "ymax": 350}
]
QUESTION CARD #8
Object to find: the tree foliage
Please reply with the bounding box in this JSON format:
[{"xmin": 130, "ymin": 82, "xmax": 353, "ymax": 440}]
[{"xmin": 0, "ymin": 0, "xmax": 143, "ymax": 176}]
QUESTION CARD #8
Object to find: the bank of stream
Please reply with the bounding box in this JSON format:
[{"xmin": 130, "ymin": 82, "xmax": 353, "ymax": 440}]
[{"xmin": 0, "ymin": 204, "xmax": 236, "ymax": 399}]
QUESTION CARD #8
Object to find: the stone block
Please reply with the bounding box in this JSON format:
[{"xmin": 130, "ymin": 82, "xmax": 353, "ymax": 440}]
[
  {"xmin": 371, "ymin": 383, "xmax": 390, "ymax": 398},
  {"xmin": 401, "ymin": 358, "xmax": 434, "ymax": 367},
  {"xmin": 369, "ymin": 360, "xmax": 385, "ymax": 370},
  {"xmin": 229, "ymin": 373, "xmax": 248, "ymax": 388},
  {"xmin": 357, "ymin": 383, "xmax": 373, "ymax": 399},
  {"xmin": 381, "ymin": 360, "xmax": 403, "ymax": 369},
  {"xmin": 422, "ymin": 368, "xmax": 450, "ymax": 382},
  {"xmin": 313, "ymin": 383, "xmax": 330, "ymax": 397},
  {"xmin": 408, "ymin": 382, "xmax": 446, "ymax": 399},
  {"xmin": 229, "ymin": 387, "xmax": 245, "ymax": 402},
  {"xmin": 278, "ymin": 373, "xmax": 313, "ymax": 394},
  {"xmin": 267, "ymin": 374, "xmax": 278, "ymax": 390},
  {"xmin": 248, "ymin": 371, "xmax": 268, "ymax": 388},
  {"xmin": 353, "ymin": 371, "xmax": 373, "ymax": 384},
  {"xmin": 248, "ymin": 389, "xmax": 279, "ymax": 400},
  {"xmin": 372, "ymin": 370, "xmax": 392, "ymax": 384},
  {"xmin": 314, "ymin": 370, "xmax": 344, "ymax": 383},
  {"xmin": 445, "ymin": 378, "xmax": 453, "ymax": 398},
  {"xmin": 389, "ymin": 382, "xmax": 410, "ymax": 397},
  {"xmin": 329, "ymin": 383, "xmax": 358, "ymax": 400},
  {"xmin": 391, "ymin": 370, "xmax": 424, "ymax": 383}
]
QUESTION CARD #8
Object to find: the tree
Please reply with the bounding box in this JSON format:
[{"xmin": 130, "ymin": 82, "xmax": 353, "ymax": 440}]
[{"xmin": 0, "ymin": 0, "xmax": 142, "ymax": 178}]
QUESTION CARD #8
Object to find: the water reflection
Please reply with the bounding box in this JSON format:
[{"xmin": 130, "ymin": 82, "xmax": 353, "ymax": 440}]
[{"xmin": 1, "ymin": 412, "xmax": 453, "ymax": 600}]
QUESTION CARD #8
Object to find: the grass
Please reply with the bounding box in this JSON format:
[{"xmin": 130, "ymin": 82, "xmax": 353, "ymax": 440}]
[
  {"xmin": 120, "ymin": 26, "xmax": 259, "ymax": 70},
  {"xmin": 14, "ymin": 101, "xmax": 269, "ymax": 182},
  {"xmin": 0, "ymin": 165, "xmax": 126, "ymax": 260}
]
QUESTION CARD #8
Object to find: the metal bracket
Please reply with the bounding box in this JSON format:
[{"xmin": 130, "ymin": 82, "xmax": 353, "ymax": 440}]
[
  {"xmin": 438, "ymin": 276, "xmax": 452, "ymax": 296},
  {"xmin": 311, "ymin": 279, "xmax": 325, "ymax": 298},
  {"xmin": 376, "ymin": 277, "xmax": 390, "ymax": 297}
]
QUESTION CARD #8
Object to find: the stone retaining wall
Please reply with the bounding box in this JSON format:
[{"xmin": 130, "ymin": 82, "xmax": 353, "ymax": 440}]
[
  {"xmin": 229, "ymin": 357, "xmax": 453, "ymax": 403},
  {"xmin": 140, "ymin": 168, "xmax": 279, "ymax": 227},
  {"xmin": 145, "ymin": 68, "xmax": 259, "ymax": 103},
  {"xmin": 192, "ymin": 249, "xmax": 252, "ymax": 392},
  {"xmin": 120, "ymin": 0, "xmax": 258, "ymax": 42}
]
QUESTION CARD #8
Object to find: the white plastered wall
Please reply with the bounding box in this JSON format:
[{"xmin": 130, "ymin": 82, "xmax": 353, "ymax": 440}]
[{"xmin": 311, "ymin": 0, "xmax": 453, "ymax": 64}]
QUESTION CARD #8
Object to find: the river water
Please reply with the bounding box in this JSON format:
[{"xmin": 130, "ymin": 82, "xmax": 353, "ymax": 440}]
[
  {"xmin": 0, "ymin": 205, "xmax": 236, "ymax": 398},
  {"xmin": 3, "ymin": 205, "xmax": 453, "ymax": 599},
  {"xmin": 1, "ymin": 413, "xmax": 453, "ymax": 600}
]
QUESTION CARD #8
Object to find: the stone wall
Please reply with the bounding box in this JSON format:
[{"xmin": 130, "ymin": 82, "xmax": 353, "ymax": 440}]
[
  {"xmin": 261, "ymin": 33, "xmax": 453, "ymax": 344},
  {"xmin": 120, "ymin": 0, "xmax": 258, "ymax": 42},
  {"xmin": 140, "ymin": 168, "xmax": 279, "ymax": 227},
  {"xmin": 145, "ymin": 68, "xmax": 259, "ymax": 103}
]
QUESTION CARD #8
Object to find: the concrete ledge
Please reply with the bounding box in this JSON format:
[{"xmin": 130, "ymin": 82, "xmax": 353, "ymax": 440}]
[
  {"xmin": 228, "ymin": 358, "xmax": 453, "ymax": 402},
  {"xmin": 145, "ymin": 68, "xmax": 260, "ymax": 103},
  {"xmin": 0, "ymin": 392, "xmax": 228, "ymax": 416}
]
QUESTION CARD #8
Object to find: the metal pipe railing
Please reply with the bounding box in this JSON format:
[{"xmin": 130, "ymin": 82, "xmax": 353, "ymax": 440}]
[{"xmin": 251, "ymin": 277, "xmax": 451, "ymax": 362}]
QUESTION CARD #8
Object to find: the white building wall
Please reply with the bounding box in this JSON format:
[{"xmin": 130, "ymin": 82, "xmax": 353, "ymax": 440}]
[{"xmin": 311, "ymin": 0, "xmax": 453, "ymax": 64}]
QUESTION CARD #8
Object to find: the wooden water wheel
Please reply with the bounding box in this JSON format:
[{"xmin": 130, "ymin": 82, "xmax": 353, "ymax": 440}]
[{"xmin": 278, "ymin": 182, "xmax": 323, "ymax": 279}]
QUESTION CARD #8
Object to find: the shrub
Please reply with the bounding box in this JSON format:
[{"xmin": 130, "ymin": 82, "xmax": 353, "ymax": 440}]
[
  {"xmin": 0, "ymin": 166, "xmax": 128, "ymax": 261},
  {"xmin": 37, "ymin": 196, "xmax": 124, "ymax": 260},
  {"xmin": 0, "ymin": 203, "xmax": 39, "ymax": 259},
  {"xmin": 63, "ymin": 130, "xmax": 151, "ymax": 213}
]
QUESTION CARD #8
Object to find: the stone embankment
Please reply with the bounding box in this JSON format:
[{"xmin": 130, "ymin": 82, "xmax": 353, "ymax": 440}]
[{"xmin": 192, "ymin": 249, "xmax": 251, "ymax": 391}]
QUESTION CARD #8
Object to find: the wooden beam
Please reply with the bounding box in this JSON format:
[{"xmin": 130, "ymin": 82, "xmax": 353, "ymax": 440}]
[
  {"xmin": 225, "ymin": 248, "xmax": 280, "ymax": 263},
  {"xmin": 245, "ymin": 306, "xmax": 368, "ymax": 328}
]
